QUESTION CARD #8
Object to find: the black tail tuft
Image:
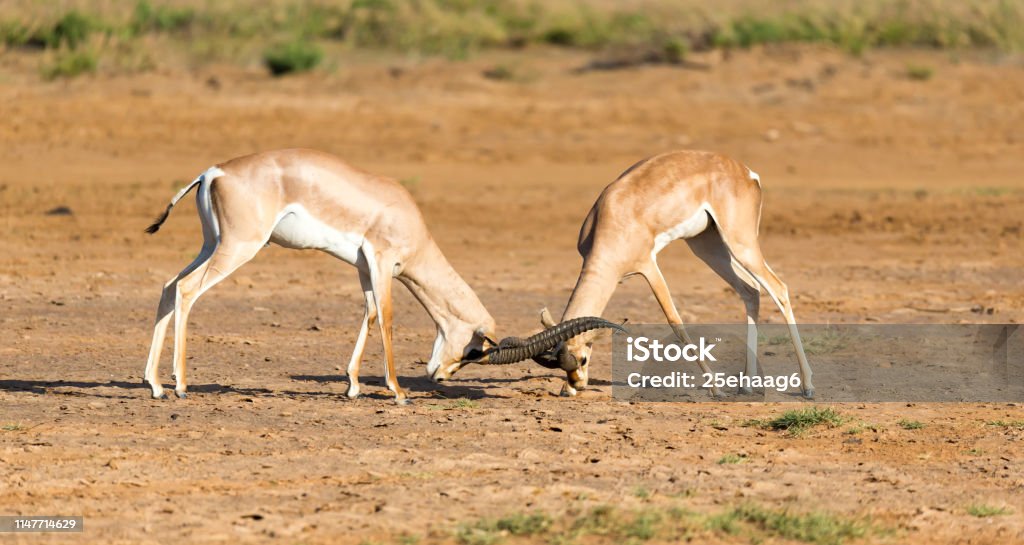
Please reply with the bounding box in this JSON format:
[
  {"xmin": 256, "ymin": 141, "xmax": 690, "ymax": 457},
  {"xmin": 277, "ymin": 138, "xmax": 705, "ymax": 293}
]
[{"xmin": 145, "ymin": 204, "xmax": 172, "ymax": 234}]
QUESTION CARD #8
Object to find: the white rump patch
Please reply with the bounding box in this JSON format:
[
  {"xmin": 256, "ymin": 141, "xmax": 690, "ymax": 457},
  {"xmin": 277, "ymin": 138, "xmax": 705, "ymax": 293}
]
[
  {"xmin": 270, "ymin": 203, "xmax": 365, "ymax": 265},
  {"xmin": 652, "ymin": 203, "xmax": 711, "ymax": 256}
]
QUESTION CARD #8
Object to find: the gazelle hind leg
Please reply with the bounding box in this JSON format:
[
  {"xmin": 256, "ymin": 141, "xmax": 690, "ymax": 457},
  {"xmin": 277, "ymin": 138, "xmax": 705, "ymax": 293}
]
[
  {"xmin": 171, "ymin": 240, "xmax": 265, "ymax": 399},
  {"xmin": 686, "ymin": 225, "xmax": 761, "ymax": 394},
  {"xmin": 715, "ymin": 229, "xmax": 814, "ymax": 398},
  {"xmin": 639, "ymin": 259, "xmax": 723, "ymax": 398},
  {"xmin": 144, "ymin": 244, "xmax": 217, "ymax": 398},
  {"xmin": 346, "ymin": 269, "xmax": 377, "ymax": 399},
  {"xmin": 362, "ymin": 244, "xmax": 408, "ymax": 404}
]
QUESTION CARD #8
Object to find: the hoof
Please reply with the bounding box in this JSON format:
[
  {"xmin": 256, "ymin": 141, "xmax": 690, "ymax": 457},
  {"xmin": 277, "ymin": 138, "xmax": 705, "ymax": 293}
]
[
  {"xmin": 394, "ymin": 397, "xmax": 410, "ymax": 406},
  {"xmin": 560, "ymin": 383, "xmax": 578, "ymax": 397},
  {"xmin": 346, "ymin": 386, "xmax": 360, "ymax": 400},
  {"xmin": 175, "ymin": 391, "xmax": 187, "ymax": 399},
  {"xmin": 802, "ymin": 387, "xmax": 815, "ymax": 400},
  {"xmin": 151, "ymin": 391, "xmax": 168, "ymax": 400},
  {"xmin": 738, "ymin": 386, "xmax": 754, "ymax": 395}
]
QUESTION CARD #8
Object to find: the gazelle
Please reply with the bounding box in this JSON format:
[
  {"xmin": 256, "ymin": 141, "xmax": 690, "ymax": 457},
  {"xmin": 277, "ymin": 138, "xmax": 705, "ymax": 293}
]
[
  {"xmin": 537, "ymin": 150, "xmax": 814, "ymax": 398},
  {"xmin": 143, "ymin": 149, "xmax": 617, "ymax": 404}
]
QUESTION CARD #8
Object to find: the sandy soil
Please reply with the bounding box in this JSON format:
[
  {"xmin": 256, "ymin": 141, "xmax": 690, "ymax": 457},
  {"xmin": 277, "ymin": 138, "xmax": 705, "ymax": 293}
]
[{"xmin": 1, "ymin": 45, "xmax": 1023, "ymax": 544}]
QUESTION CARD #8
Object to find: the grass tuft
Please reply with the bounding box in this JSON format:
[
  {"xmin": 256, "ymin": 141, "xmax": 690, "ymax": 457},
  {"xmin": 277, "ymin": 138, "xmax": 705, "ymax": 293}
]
[
  {"xmin": 986, "ymin": 419, "xmax": 1024, "ymax": 429},
  {"xmin": 42, "ymin": 50, "xmax": 98, "ymax": 79},
  {"xmin": 906, "ymin": 63, "xmax": 934, "ymax": 80},
  {"xmin": 966, "ymin": 504, "xmax": 1011, "ymax": 517},
  {"xmin": 731, "ymin": 504, "xmax": 870, "ymax": 545},
  {"xmin": 456, "ymin": 512, "xmax": 552, "ymax": 544},
  {"xmin": 717, "ymin": 453, "xmax": 747, "ymax": 465},
  {"xmin": 131, "ymin": 0, "xmax": 196, "ymax": 34},
  {"xmin": 758, "ymin": 406, "xmax": 844, "ymax": 436},
  {"xmin": 263, "ymin": 40, "xmax": 323, "ymax": 76},
  {"xmin": 453, "ymin": 503, "xmax": 876, "ymax": 544},
  {"xmin": 897, "ymin": 419, "xmax": 925, "ymax": 430}
]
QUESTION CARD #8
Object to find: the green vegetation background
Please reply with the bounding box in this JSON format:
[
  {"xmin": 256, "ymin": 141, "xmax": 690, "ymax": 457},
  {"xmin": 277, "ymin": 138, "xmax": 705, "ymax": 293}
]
[{"xmin": 2, "ymin": 0, "xmax": 1022, "ymax": 78}]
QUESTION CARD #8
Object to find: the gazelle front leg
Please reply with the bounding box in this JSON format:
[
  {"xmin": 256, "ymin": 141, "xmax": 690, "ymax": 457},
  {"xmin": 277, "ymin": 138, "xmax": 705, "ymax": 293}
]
[
  {"xmin": 346, "ymin": 270, "xmax": 377, "ymax": 399},
  {"xmin": 363, "ymin": 246, "xmax": 408, "ymax": 405},
  {"xmin": 639, "ymin": 259, "xmax": 723, "ymax": 398}
]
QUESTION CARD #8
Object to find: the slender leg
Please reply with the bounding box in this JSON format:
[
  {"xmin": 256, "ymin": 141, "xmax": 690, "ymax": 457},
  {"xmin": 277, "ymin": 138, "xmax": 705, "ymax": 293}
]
[
  {"xmin": 639, "ymin": 259, "xmax": 723, "ymax": 398},
  {"xmin": 346, "ymin": 269, "xmax": 377, "ymax": 399},
  {"xmin": 171, "ymin": 240, "xmax": 265, "ymax": 399},
  {"xmin": 364, "ymin": 247, "xmax": 407, "ymax": 404},
  {"xmin": 716, "ymin": 233, "xmax": 814, "ymax": 398},
  {"xmin": 144, "ymin": 245, "xmax": 217, "ymax": 399},
  {"xmin": 686, "ymin": 226, "xmax": 761, "ymax": 394}
]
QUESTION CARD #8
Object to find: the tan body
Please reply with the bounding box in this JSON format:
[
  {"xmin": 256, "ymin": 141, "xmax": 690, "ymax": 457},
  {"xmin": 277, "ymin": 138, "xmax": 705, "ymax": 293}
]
[
  {"xmin": 551, "ymin": 150, "xmax": 814, "ymax": 397},
  {"xmin": 143, "ymin": 149, "xmax": 495, "ymax": 403}
]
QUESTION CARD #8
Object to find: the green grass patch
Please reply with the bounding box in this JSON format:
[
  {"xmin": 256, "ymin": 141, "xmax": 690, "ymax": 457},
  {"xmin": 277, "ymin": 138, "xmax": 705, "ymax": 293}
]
[
  {"xmin": 906, "ymin": 63, "xmax": 934, "ymax": 80},
  {"xmin": 729, "ymin": 504, "xmax": 870, "ymax": 545},
  {"xmin": 41, "ymin": 49, "xmax": 98, "ymax": 79},
  {"xmin": 966, "ymin": 503, "xmax": 1011, "ymax": 517},
  {"xmin": 263, "ymin": 39, "xmax": 323, "ymax": 76},
  {"xmin": 5, "ymin": 1, "xmax": 1024, "ymax": 77},
  {"xmin": 1, "ymin": 423, "xmax": 23, "ymax": 431},
  {"xmin": 986, "ymin": 419, "xmax": 1024, "ymax": 429},
  {"xmin": 430, "ymin": 398, "xmax": 479, "ymax": 410},
  {"xmin": 897, "ymin": 419, "xmax": 925, "ymax": 430},
  {"xmin": 36, "ymin": 10, "xmax": 100, "ymax": 50},
  {"xmin": 751, "ymin": 406, "xmax": 845, "ymax": 436},
  {"xmin": 454, "ymin": 503, "xmax": 875, "ymax": 544},
  {"xmin": 130, "ymin": 0, "xmax": 196, "ymax": 34},
  {"xmin": 457, "ymin": 512, "xmax": 552, "ymax": 544},
  {"xmin": 717, "ymin": 453, "xmax": 747, "ymax": 465}
]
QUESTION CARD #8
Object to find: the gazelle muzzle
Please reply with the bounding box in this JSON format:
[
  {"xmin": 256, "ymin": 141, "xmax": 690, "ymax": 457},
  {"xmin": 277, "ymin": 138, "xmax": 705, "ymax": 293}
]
[{"xmin": 464, "ymin": 316, "xmax": 625, "ymax": 371}]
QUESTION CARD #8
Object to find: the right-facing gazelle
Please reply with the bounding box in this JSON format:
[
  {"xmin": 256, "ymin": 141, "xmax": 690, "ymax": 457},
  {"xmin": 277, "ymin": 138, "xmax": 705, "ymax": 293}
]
[
  {"xmin": 142, "ymin": 148, "xmax": 616, "ymax": 404},
  {"xmin": 540, "ymin": 150, "xmax": 814, "ymax": 398}
]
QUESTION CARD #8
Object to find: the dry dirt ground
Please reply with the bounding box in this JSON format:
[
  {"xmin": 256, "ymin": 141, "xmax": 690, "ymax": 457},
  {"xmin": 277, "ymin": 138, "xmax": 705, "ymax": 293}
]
[{"xmin": 1, "ymin": 45, "xmax": 1023, "ymax": 544}]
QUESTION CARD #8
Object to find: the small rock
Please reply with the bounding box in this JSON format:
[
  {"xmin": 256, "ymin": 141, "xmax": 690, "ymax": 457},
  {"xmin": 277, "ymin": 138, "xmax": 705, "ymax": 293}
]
[
  {"xmin": 87, "ymin": 401, "xmax": 106, "ymax": 409},
  {"xmin": 45, "ymin": 206, "xmax": 73, "ymax": 216}
]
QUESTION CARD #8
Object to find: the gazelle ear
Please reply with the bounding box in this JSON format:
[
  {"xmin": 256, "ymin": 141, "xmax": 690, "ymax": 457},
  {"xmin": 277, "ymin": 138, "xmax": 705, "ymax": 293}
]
[
  {"xmin": 475, "ymin": 327, "xmax": 498, "ymax": 348},
  {"xmin": 539, "ymin": 307, "xmax": 557, "ymax": 328}
]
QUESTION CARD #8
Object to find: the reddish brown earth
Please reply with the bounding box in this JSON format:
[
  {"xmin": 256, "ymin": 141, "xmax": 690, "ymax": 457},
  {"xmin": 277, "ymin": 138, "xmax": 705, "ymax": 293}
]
[{"xmin": 1, "ymin": 46, "xmax": 1023, "ymax": 544}]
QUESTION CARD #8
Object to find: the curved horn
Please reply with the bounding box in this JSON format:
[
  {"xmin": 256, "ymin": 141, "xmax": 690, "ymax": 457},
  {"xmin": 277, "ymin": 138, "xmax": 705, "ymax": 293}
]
[{"xmin": 479, "ymin": 316, "xmax": 626, "ymax": 365}]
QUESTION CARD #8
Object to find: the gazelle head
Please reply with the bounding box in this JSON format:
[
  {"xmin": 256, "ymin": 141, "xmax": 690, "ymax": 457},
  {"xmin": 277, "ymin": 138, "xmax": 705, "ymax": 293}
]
[
  {"xmin": 428, "ymin": 320, "xmax": 497, "ymax": 383},
  {"xmin": 557, "ymin": 333, "xmax": 596, "ymax": 393},
  {"xmin": 441, "ymin": 317, "xmax": 623, "ymax": 387}
]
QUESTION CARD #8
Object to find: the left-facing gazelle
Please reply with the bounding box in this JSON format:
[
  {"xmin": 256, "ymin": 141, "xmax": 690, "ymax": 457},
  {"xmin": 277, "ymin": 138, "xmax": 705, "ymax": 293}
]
[
  {"xmin": 537, "ymin": 150, "xmax": 814, "ymax": 398},
  {"xmin": 143, "ymin": 148, "xmax": 618, "ymax": 404}
]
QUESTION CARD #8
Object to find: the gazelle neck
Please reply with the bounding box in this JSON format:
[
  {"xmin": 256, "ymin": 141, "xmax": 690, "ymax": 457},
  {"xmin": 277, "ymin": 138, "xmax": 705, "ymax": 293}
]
[
  {"xmin": 398, "ymin": 239, "xmax": 494, "ymax": 341},
  {"xmin": 561, "ymin": 260, "xmax": 621, "ymax": 321}
]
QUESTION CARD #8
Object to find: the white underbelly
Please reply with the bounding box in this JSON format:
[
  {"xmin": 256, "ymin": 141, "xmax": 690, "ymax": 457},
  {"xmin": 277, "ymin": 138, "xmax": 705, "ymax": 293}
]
[
  {"xmin": 270, "ymin": 204, "xmax": 364, "ymax": 265},
  {"xmin": 652, "ymin": 204, "xmax": 711, "ymax": 255}
]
